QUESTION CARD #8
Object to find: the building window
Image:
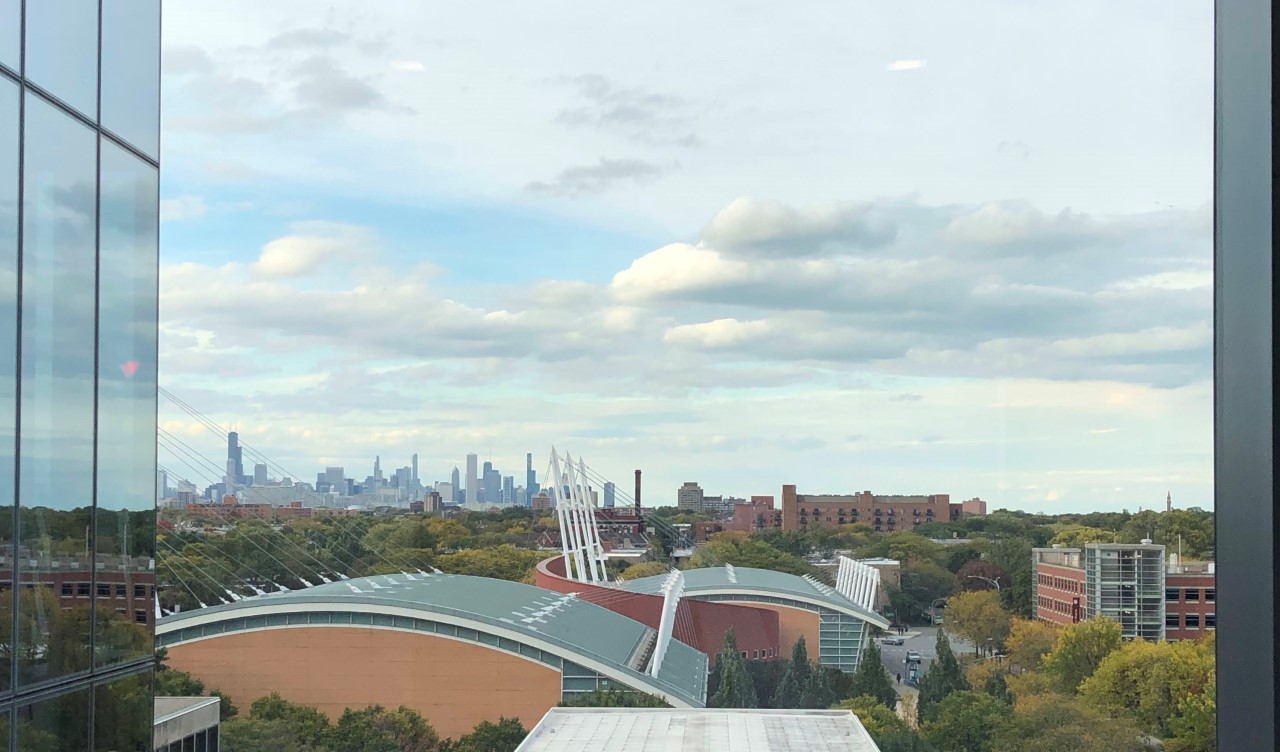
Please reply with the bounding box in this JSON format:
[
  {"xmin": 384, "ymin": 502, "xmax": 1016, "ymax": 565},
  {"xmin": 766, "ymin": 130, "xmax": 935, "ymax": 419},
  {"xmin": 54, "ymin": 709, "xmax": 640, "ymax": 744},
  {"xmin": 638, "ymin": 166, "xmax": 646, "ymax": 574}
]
[
  {"xmin": 1205, "ymin": 613, "xmax": 1215, "ymax": 629},
  {"xmin": 60, "ymin": 582, "xmax": 73, "ymax": 596},
  {"xmin": 77, "ymin": 582, "xmax": 90, "ymax": 597},
  {"xmin": 1204, "ymin": 588, "xmax": 1215, "ymax": 602},
  {"xmin": 1184, "ymin": 588, "xmax": 1200, "ymax": 602},
  {"xmin": 135, "ymin": 584, "xmax": 146, "ymax": 598},
  {"xmin": 1166, "ymin": 613, "xmax": 1180, "ymax": 628},
  {"xmin": 97, "ymin": 583, "xmax": 111, "ymax": 597},
  {"xmin": 752, "ymin": 650, "xmax": 759, "ymax": 659},
  {"xmin": 1185, "ymin": 614, "xmax": 1200, "ymax": 629},
  {"xmin": 115, "ymin": 584, "xmax": 126, "ymax": 598},
  {"xmin": 1166, "ymin": 587, "xmax": 1180, "ymax": 601}
]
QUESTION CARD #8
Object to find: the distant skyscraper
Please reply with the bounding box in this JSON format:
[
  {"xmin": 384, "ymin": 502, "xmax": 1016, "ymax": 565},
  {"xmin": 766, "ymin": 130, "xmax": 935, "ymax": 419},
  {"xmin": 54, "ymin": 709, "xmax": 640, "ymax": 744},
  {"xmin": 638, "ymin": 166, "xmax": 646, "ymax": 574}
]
[
  {"xmin": 451, "ymin": 466, "xmax": 462, "ymax": 502},
  {"xmin": 325, "ymin": 466, "xmax": 346, "ymax": 495},
  {"xmin": 603, "ymin": 481, "xmax": 615, "ymax": 508},
  {"xmin": 374, "ymin": 455, "xmax": 383, "ymax": 489},
  {"xmin": 228, "ymin": 430, "xmax": 244, "ymax": 483},
  {"xmin": 526, "ymin": 452, "xmax": 537, "ymax": 506},
  {"xmin": 157, "ymin": 468, "xmax": 168, "ymax": 499},
  {"xmin": 678, "ymin": 482, "xmax": 704, "ymax": 511},
  {"xmin": 466, "ymin": 454, "xmax": 479, "ymax": 504},
  {"xmin": 254, "ymin": 463, "xmax": 268, "ymax": 485},
  {"xmin": 412, "ymin": 453, "xmax": 419, "ymax": 485},
  {"xmin": 502, "ymin": 475, "xmax": 515, "ymax": 504},
  {"xmin": 484, "ymin": 467, "xmax": 502, "ymax": 504}
]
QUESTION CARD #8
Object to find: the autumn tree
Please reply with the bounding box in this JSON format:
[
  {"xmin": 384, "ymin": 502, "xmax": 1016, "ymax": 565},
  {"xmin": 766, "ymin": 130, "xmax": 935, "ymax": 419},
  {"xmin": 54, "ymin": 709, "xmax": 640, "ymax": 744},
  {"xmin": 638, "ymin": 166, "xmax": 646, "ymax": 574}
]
[
  {"xmin": 1077, "ymin": 638, "xmax": 1215, "ymax": 740},
  {"xmin": 1047, "ymin": 525, "xmax": 1115, "ymax": 548},
  {"xmin": 833, "ymin": 695, "xmax": 908, "ymax": 739},
  {"xmin": 943, "ymin": 591, "xmax": 1011, "ymax": 656},
  {"xmin": 1003, "ymin": 619, "xmax": 1058, "ymax": 672},
  {"xmin": 955, "ymin": 560, "xmax": 1010, "ymax": 592},
  {"xmin": 329, "ymin": 705, "xmax": 443, "ymax": 752},
  {"xmin": 990, "ymin": 692, "xmax": 1146, "ymax": 752},
  {"xmin": 1040, "ymin": 616, "xmax": 1122, "ymax": 693}
]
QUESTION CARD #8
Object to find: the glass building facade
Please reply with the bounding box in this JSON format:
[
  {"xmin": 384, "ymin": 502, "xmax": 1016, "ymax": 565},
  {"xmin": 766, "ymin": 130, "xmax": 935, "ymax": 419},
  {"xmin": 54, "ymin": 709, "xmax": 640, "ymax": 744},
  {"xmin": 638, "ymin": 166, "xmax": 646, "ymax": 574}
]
[
  {"xmin": 0, "ymin": 1, "xmax": 160, "ymax": 749},
  {"xmin": 1083, "ymin": 544, "xmax": 1166, "ymax": 641}
]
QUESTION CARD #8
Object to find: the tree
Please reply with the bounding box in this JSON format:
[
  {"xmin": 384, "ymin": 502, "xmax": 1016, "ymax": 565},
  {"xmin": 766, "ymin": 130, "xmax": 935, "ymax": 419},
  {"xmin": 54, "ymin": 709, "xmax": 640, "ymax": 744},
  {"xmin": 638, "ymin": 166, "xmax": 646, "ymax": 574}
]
[
  {"xmin": 955, "ymin": 560, "xmax": 1010, "ymax": 592},
  {"xmin": 917, "ymin": 629, "xmax": 969, "ymax": 723},
  {"xmin": 832, "ymin": 695, "xmax": 908, "ymax": 740},
  {"xmin": 981, "ymin": 670, "xmax": 1011, "ymax": 705},
  {"xmin": 434, "ymin": 545, "xmax": 554, "ymax": 582},
  {"xmin": 877, "ymin": 730, "xmax": 939, "ymax": 752},
  {"xmin": 247, "ymin": 693, "xmax": 332, "ymax": 748},
  {"xmin": 1077, "ymin": 638, "xmax": 1214, "ymax": 739},
  {"xmin": 687, "ymin": 532, "xmax": 819, "ymax": 577},
  {"xmin": 1002, "ymin": 619, "xmax": 1058, "ymax": 672},
  {"xmin": 329, "ymin": 705, "xmax": 443, "ymax": 752},
  {"xmin": 920, "ymin": 690, "xmax": 1009, "ymax": 752},
  {"xmin": 1047, "ymin": 525, "xmax": 1115, "ymax": 548},
  {"xmin": 1165, "ymin": 671, "xmax": 1215, "ymax": 752},
  {"xmin": 772, "ymin": 637, "xmax": 813, "ymax": 708},
  {"xmin": 1040, "ymin": 616, "xmax": 1122, "ymax": 693},
  {"xmin": 559, "ymin": 689, "xmax": 670, "ymax": 708},
  {"xmin": 981, "ymin": 539, "xmax": 1034, "ymax": 617},
  {"xmin": 710, "ymin": 630, "xmax": 758, "ymax": 708},
  {"xmin": 846, "ymin": 640, "xmax": 897, "ymax": 709},
  {"xmin": 801, "ymin": 663, "xmax": 835, "ymax": 709},
  {"xmin": 154, "ymin": 652, "xmax": 238, "ymax": 720},
  {"xmin": 443, "ymin": 717, "xmax": 527, "ymax": 752},
  {"xmin": 943, "ymin": 591, "xmax": 1011, "ymax": 656},
  {"xmin": 616, "ymin": 561, "xmax": 671, "ymax": 580},
  {"xmin": 990, "ymin": 692, "xmax": 1146, "ymax": 752},
  {"xmin": 221, "ymin": 717, "xmax": 317, "ymax": 752}
]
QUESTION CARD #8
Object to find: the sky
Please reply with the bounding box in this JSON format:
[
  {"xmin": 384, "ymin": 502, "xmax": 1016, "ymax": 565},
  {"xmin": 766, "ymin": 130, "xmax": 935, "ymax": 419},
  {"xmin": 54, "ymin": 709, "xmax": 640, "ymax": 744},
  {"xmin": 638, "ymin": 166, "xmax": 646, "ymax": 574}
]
[{"xmin": 157, "ymin": 2, "xmax": 1214, "ymax": 513}]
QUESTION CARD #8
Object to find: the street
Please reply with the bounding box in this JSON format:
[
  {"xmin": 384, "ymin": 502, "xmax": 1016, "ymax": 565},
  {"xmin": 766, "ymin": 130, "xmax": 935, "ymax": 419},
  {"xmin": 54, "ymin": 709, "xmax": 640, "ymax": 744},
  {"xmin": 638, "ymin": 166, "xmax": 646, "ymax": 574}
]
[{"xmin": 878, "ymin": 625, "xmax": 976, "ymax": 687}]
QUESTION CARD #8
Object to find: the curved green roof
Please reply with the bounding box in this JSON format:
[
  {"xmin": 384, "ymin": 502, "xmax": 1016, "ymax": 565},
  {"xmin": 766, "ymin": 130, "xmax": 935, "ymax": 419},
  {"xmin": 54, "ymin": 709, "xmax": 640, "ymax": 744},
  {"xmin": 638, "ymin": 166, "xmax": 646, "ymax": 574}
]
[{"xmin": 157, "ymin": 572, "xmax": 706, "ymax": 707}]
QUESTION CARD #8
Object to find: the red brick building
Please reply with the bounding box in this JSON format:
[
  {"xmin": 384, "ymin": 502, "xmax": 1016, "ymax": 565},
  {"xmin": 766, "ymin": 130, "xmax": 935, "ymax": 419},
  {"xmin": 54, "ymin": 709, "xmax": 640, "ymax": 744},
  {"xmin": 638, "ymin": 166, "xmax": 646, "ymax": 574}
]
[
  {"xmin": 1032, "ymin": 547, "xmax": 1086, "ymax": 626},
  {"xmin": 730, "ymin": 497, "xmax": 782, "ymax": 532},
  {"xmin": 1166, "ymin": 560, "xmax": 1216, "ymax": 639},
  {"xmin": 780, "ymin": 485, "xmax": 981, "ymax": 532}
]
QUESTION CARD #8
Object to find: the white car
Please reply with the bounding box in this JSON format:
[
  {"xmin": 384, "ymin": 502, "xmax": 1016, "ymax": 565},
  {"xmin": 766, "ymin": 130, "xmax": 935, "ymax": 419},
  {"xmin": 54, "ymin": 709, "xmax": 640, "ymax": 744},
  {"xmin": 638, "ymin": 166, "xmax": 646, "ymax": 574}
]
[{"xmin": 882, "ymin": 636, "xmax": 905, "ymax": 646}]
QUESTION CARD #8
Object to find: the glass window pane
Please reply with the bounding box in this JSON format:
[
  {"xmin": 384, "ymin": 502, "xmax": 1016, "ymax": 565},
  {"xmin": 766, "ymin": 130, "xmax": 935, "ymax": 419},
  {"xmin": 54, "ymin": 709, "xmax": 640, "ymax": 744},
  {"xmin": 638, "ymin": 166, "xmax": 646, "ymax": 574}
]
[
  {"xmin": 17, "ymin": 685, "xmax": 90, "ymax": 751},
  {"xmin": 101, "ymin": 0, "xmax": 160, "ymax": 157},
  {"xmin": 18, "ymin": 93, "xmax": 97, "ymax": 686},
  {"xmin": 0, "ymin": 0, "xmax": 18, "ymax": 70},
  {"xmin": 24, "ymin": 0, "xmax": 99, "ymax": 118},
  {"xmin": 0, "ymin": 75, "xmax": 16, "ymax": 697},
  {"xmin": 94, "ymin": 670, "xmax": 153, "ymax": 751},
  {"xmin": 94, "ymin": 139, "xmax": 156, "ymax": 668}
]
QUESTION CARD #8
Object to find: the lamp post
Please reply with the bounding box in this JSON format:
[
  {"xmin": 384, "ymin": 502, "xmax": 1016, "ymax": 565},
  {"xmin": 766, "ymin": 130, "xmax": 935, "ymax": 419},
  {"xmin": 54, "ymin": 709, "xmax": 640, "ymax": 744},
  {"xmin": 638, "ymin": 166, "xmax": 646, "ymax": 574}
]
[{"xmin": 966, "ymin": 574, "xmax": 1002, "ymax": 593}]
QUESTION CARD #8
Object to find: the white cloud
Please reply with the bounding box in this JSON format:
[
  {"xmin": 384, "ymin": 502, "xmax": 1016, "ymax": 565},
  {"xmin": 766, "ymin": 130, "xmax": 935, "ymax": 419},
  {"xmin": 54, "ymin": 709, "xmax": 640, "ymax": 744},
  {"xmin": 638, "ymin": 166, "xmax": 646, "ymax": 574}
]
[
  {"xmin": 160, "ymin": 195, "xmax": 208, "ymax": 222},
  {"xmin": 887, "ymin": 60, "xmax": 927, "ymax": 71},
  {"xmin": 249, "ymin": 222, "xmax": 374, "ymax": 278},
  {"xmin": 664, "ymin": 318, "xmax": 771, "ymax": 348},
  {"xmin": 390, "ymin": 60, "xmax": 426, "ymax": 72}
]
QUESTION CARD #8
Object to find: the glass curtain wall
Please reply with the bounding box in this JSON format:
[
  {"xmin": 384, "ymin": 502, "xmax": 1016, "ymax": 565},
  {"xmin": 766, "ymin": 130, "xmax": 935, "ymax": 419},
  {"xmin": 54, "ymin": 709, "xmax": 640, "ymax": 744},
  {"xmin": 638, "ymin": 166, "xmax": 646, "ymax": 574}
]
[{"xmin": 0, "ymin": 1, "xmax": 160, "ymax": 750}]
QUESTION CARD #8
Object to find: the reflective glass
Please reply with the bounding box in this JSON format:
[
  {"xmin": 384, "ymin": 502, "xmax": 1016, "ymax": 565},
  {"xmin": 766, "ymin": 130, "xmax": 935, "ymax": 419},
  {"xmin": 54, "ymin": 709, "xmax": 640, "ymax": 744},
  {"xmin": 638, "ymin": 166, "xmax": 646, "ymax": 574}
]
[
  {"xmin": 24, "ymin": 0, "xmax": 99, "ymax": 118},
  {"xmin": 95, "ymin": 139, "xmax": 157, "ymax": 667},
  {"xmin": 94, "ymin": 670, "xmax": 153, "ymax": 751},
  {"xmin": 101, "ymin": 0, "xmax": 160, "ymax": 158},
  {"xmin": 0, "ymin": 77, "xmax": 16, "ymax": 697},
  {"xmin": 17, "ymin": 94, "xmax": 96, "ymax": 686},
  {"xmin": 0, "ymin": 0, "xmax": 17, "ymax": 71},
  {"xmin": 16, "ymin": 685, "xmax": 90, "ymax": 751}
]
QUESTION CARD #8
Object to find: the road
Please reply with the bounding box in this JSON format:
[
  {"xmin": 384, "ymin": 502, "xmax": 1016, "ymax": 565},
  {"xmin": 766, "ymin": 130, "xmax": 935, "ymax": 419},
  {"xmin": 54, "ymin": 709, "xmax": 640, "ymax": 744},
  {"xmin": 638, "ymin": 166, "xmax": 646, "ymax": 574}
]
[{"xmin": 877, "ymin": 626, "xmax": 975, "ymax": 687}]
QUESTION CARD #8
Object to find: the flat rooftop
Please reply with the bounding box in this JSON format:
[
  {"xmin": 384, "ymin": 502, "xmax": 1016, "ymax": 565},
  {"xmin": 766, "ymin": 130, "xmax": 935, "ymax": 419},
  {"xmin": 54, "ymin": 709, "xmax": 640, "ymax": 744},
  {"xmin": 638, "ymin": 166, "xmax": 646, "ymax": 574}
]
[{"xmin": 515, "ymin": 708, "xmax": 881, "ymax": 752}]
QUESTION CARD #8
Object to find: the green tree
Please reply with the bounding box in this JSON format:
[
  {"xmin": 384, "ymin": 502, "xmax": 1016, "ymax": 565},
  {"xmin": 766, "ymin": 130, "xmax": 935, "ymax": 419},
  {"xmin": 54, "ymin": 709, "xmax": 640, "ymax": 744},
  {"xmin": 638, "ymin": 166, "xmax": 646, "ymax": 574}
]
[
  {"xmin": 444, "ymin": 717, "xmax": 527, "ymax": 752},
  {"xmin": 944, "ymin": 591, "xmax": 1011, "ymax": 656},
  {"xmin": 221, "ymin": 718, "xmax": 317, "ymax": 752},
  {"xmin": 1040, "ymin": 616, "xmax": 1122, "ymax": 693},
  {"xmin": 1077, "ymin": 638, "xmax": 1214, "ymax": 739},
  {"xmin": 990, "ymin": 692, "xmax": 1145, "ymax": 752},
  {"xmin": 1047, "ymin": 525, "xmax": 1115, "ymax": 548},
  {"xmin": 921, "ymin": 690, "xmax": 1008, "ymax": 752},
  {"xmin": 802, "ymin": 663, "xmax": 835, "ymax": 708},
  {"xmin": 559, "ymin": 689, "xmax": 670, "ymax": 708},
  {"xmin": 329, "ymin": 705, "xmax": 442, "ymax": 752},
  {"xmin": 687, "ymin": 532, "xmax": 819, "ymax": 577},
  {"xmin": 247, "ymin": 693, "xmax": 332, "ymax": 748},
  {"xmin": 434, "ymin": 545, "xmax": 554, "ymax": 583},
  {"xmin": 1165, "ymin": 670, "xmax": 1215, "ymax": 752},
  {"xmin": 832, "ymin": 694, "xmax": 908, "ymax": 739},
  {"xmin": 616, "ymin": 561, "xmax": 671, "ymax": 580},
  {"xmin": 917, "ymin": 629, "xmax": 969, "ymax": 723},
  {"xmin": 772, "ymin": 637, "xmax": 813, "ymax": 708},
  {"xmin": 980, "ymin": 670, "xmax": 1011, "ymax": 705},
  {"xmin": 846, "ymin": 640, "xmax": 897, "ymax": 708},
  {"xmin": 877, "ymin": 730, "xmax": 939, "ymax": 752},
  {"xmin": 1002, "ymin": 618, "xmax": 1058, "ymax": 672},
  {"xmin": 154, "ymin": 651, "xmax": 238, "ymax": 720},
  {"xmin": 710, "ymin": 630, "xmax": 758, "ymax": 708},
  {"xmin": 981, "ymin": 539, "xmax": 1034, "ymax": 617}
]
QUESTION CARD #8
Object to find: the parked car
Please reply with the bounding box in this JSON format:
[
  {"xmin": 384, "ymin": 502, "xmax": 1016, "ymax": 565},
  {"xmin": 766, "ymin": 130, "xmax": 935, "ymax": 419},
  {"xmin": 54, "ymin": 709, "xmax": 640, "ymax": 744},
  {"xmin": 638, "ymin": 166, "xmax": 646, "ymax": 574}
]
[
  {"xmin": 905, "ymin": 650, "xmax": 922, "ymax": 664},
  {"xmin": 882, "ymin": 636, "xmax": 905, "ymax": 645}
]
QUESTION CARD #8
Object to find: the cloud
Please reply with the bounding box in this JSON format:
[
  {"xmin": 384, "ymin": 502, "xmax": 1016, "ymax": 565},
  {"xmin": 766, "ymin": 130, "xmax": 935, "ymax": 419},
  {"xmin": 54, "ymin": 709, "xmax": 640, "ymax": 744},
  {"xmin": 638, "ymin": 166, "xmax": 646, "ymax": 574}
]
[
  {"xmin": 163, "ymin": 45, "xmax": 215, "ymax": 75},
  {"xmin": 942, "ymin": 200, "xmax": 1116, "ymax": 252},
  {"xmin": 525, "ymin": 158, "xmax": 666, "ymax": 197},
  {"xmin": 699, "ymin": 197, "xmax": 897, "ymax": 257},
  {"xmin": 664, "ymin": 318, "xmax": 771, "ymax": 349},
  {"xmin": 391, "ymin": 60, "xmax": 426, "ymax": 72},
  {"xmin": 554, "ymin": 74, "xmax": 701, "ymax": 147},
  {"xmin": 250, "ymin": 221, "xmax": 374, "ymax": 278},
  {"xmin": 268, "ymin": 28, "xmax": 352, "ymax": 49},
  {"xmin": 291, "ymin": 55, "xmax": 386, "ymax": 114},
  {"xmin": 887, "ymin": 60, "xmax": 927, "ymax": 71},
  {"xmin": 160, "ymin": 195, "xmax": 208, "ymax": 223}
]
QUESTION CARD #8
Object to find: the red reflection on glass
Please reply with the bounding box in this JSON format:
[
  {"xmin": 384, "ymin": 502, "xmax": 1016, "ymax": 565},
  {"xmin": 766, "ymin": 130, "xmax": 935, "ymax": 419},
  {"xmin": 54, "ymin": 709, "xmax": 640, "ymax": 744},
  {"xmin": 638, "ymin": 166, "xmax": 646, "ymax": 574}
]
[{"xmin": 120, "ymin": 361, "xmax": 138, "ymax": 378}]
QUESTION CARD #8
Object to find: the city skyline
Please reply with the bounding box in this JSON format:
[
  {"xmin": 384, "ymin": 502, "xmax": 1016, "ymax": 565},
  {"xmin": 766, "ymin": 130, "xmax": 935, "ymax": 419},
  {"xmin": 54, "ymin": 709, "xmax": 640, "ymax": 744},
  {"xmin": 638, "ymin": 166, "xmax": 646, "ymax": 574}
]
[{"xmin": 157, "ymin": 2, "xmax": 1213, "ymax": 513}]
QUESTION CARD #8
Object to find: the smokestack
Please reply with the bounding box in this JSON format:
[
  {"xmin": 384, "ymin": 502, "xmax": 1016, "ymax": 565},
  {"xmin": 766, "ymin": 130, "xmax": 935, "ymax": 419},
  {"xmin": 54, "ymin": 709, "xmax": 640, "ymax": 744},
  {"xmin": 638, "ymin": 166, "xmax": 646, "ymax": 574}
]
[{"xmin": 635, "ymin": 469, "xmax": 643, "ymax": 534}]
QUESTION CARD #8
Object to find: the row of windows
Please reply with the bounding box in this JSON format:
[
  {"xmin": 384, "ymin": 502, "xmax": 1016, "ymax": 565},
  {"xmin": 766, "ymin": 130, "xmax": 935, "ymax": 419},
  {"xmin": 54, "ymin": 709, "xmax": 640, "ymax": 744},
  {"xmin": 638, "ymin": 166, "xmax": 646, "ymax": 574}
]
[
  {"xmin": 798, "ymin": 507, "xmax": 935, "ymax": 517},
  {"xmin": 1165, "ymin": 587, "xmax": 1215, "ymax": 602},
  {"xmin": 159, "ymin": 726, "xmax": 219, "ymax": 752},
  {"xmin": 1036, "ymin": 574, "xmax": 1082, "ymax": 593},
  {"xmin": 738, "ymin": 647, "xmax": 779, "ymax": 660},
  {"xmin": 1166, "ymin": 613, "xmax": 1216, "ymax": 630},
  {"xmin": 1037, "ymin": 595, "xmax": 1079, "ymax": 616}
]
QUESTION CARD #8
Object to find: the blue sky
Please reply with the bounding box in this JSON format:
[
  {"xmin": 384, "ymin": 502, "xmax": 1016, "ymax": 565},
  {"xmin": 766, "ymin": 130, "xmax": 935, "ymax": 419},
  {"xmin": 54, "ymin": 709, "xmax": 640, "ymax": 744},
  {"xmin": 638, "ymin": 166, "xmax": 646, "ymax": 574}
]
[{"xmin": 157, "ymin": 1, "xmax": 1214, "ymax": 512}]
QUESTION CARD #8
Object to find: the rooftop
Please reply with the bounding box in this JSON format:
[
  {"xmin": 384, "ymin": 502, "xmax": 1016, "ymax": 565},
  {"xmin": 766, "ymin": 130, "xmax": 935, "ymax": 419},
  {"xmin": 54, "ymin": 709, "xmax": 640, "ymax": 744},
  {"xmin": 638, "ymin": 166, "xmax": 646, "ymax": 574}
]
[
  {"xmin": 157, "ymin": 572, "xmax": 706, "ymax": 705},
  {"xmin": 617, "ymin": 565, "xmax": 890, "ymax": 629},
  {"xmin": 515, "ymin": 708, "xmax": 881, "ymax": 752}
]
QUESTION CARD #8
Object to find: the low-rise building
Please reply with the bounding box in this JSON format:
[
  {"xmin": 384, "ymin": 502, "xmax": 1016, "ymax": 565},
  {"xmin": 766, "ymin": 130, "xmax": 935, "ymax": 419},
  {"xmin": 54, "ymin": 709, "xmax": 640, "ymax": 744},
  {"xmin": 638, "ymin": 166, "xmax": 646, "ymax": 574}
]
[
  {"xmin": 154, "ymin": 696, "xmax": 221, "ymax": 752},
  {"xmin": 780, "ymin": 485, "xmax": 986, "ymax": 532}
]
